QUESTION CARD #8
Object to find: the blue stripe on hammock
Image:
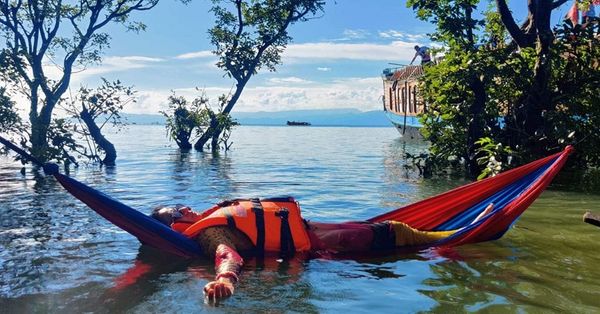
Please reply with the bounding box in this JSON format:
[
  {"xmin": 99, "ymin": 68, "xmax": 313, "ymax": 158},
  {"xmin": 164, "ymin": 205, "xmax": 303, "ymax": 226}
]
[{"xmin": 434, "ymin": 159, "xmax": 554, "ymax": 231}]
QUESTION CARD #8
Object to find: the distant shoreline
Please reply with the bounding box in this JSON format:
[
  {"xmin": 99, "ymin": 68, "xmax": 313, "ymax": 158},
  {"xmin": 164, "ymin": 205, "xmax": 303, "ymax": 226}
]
[
  {"xmin": 129, "ymin": 122, "xmax": 392, "ymax": 128},
  {"xmin": 122, "ymin": 108, "xmax": 394, "ymax": 128}
]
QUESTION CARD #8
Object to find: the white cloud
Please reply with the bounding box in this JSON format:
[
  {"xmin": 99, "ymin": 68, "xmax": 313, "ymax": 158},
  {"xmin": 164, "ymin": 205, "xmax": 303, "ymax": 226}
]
[
  {"xmin": 174, "ymin": 50, "xmax": 213, "ymax": 60},
  {"xmin": 126, "ymin": 76, "xmax": 383, "ymax": 114},
  {"xmin": 340, "ymin": 29, "xmax": 370, "ymax": 40},
  {"xmin": 283, "ymin": 41, "xmax": 419, "ymax": 62},
  {"xmin": 267, "ymin": 77, "xmax": 313, "ymax": 84},
  {"xmin": 235, "ymin": 77, "xmax": 382, "ymax": 112},
  {"xmin": 124, "ymin": 86, "xmax": 234, "ymax": 114},
  {"xmin": 317, "ymin": 67, "xmax": 331, "ymax": 71},
  {"xmin": 378, "ymin": 30, "xmax": 427, "ymax": 42},
  {"xmin": 42, "ymin": 55, "xmax": 164, "ymax": 84},
  {"xmin": 9, "ymin": 55, "xmax": 165, "ymax": 115}
]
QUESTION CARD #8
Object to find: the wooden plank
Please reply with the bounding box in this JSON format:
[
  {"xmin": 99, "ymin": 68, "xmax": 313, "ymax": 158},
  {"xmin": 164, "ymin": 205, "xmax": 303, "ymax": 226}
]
[{"xmin": 583, "ymin": 211, "xmax": 600, "ymax": 227}]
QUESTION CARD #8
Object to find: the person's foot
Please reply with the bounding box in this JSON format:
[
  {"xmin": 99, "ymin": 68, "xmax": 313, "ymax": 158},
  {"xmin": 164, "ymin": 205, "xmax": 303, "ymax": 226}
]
[{"xmin": 472, "ymin": 203, "xmax": 494, "ymax": 224}]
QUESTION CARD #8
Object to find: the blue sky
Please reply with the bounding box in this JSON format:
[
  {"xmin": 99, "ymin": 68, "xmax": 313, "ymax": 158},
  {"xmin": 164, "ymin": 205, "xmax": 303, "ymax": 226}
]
[{"xmin": 50, "ymin": 0, "xmax": 575, "ymax": 114}]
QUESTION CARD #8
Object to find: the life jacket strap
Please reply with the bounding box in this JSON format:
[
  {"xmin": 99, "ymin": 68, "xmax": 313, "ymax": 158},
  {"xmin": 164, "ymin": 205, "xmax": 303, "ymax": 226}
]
[
  {"xmin": 225, "ymin": 212, "xmax": 236, "ymax": 229},
  {"xmin": 251, "ymin": 198, "xmax": 265, "ymax": 254},
  {"xmin": 276, "ymin": 208, "xmax": 295, "ymax": 257}
]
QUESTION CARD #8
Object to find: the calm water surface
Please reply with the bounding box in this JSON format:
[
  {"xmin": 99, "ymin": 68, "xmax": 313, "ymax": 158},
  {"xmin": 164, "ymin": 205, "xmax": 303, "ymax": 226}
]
[{"xmin": 1, "ymin": 125, "xmax": 600, "ymax": 313}]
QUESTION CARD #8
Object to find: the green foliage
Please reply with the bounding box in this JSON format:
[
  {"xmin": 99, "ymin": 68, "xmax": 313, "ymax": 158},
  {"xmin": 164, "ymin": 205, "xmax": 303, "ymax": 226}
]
[
  {"xmin": 0, "ymin": 87, "xmax": 21, "ymax": 134},
  {"xmin": 0, "ymin": 87, "xmax": 23, "ymax": 156},
  {"xmin": 407, "ymin": 0, "xmax": 481, "ymax": 47},
  {"xmin": 17, "ymin": 118, "xmax": 82, "ymax": 168},
  {"xmin": 407, "ymin": 1, "xmax": 600, "ymax": 178},
  {"xmin": 209, "ymin": 0, "xmax": 325, "ymax": 81},
  {"xmin": 410, "ymin": 0, "xmax": 509, "ymax": 176},
  {"xmin": 548, "ymin": 18, "xmax": 600, "ymax": 166},
  {"xmin": 192, "ymin": 0, "xmax": 324, "ymax": 151},
  {"xmin": 0, "ymin": 0, "xmax": 158, "ymax": 162},
  {"xmin": 161, "ymin": 93, "xmax": 207, "ymax": 150},
  {"xmin": 475, "ymin": 137, "xmax": 513, "ymax": 180}
]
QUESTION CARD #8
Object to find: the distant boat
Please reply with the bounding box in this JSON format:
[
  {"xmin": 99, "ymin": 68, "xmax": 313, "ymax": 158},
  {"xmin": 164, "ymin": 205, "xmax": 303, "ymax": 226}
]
[
  {"xmin": 381, "ymin": 65, "xmax": 424, "ymax": 139},
  {"xmin": 286, "ymin": 121, "xmax": 311, "ymax": 126}
]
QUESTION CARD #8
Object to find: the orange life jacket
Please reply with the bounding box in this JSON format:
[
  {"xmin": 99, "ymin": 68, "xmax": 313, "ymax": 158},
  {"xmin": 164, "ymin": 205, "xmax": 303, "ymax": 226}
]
[{"xmin": 181, "ymin": 197, "xmax": 312, "ymax": 254}]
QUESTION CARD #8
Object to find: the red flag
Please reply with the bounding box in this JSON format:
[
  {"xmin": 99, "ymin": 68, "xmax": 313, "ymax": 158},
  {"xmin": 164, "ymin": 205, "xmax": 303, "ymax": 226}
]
[{"xmin": 566, "ymin": 1, "xmax": 580, "ymax": 25}]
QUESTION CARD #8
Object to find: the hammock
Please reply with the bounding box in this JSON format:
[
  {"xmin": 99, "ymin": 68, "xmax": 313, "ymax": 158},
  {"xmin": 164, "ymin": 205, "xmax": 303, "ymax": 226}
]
[
  {"xmin": 368, "ymin": 145, "xmax": 573, "ymax": 248},
  {"xmin": 0, "ymin": 135, "xmax": 572, "ymax": 257}
]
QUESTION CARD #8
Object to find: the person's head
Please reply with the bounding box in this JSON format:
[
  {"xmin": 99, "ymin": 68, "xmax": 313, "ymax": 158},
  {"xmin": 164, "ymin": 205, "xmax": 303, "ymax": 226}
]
[
  {"xmin": 150, "ymin": 204, "xmax": 194, "ymax": 226},
  {"xmin": 414, "ymin": 45, "xmax": 420, "ymax": 51}
]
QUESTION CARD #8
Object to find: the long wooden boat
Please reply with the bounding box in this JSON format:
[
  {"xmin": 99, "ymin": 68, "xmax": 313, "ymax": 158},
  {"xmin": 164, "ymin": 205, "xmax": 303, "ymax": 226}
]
[{"xmin": 381, "ymin": 65, "xmax": 425, "ymax": 138}]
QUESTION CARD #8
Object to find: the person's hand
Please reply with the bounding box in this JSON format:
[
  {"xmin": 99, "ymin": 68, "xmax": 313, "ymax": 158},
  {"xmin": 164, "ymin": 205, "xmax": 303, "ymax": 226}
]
[{"xmin": 204, "ymin": 278, "xmax": 234, "ymax": 302}]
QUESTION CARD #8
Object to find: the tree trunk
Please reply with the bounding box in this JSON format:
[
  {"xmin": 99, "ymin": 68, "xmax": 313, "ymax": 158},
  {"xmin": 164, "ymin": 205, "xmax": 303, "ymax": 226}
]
[
  {"xmin": 194, "ymin": 110, "xmax": 220, "ymax": 151},
  {"xmin": 29, "ymin": 117, "xmax": 50, "ymax": 162},
  {"xmin": 497, "ymin": 0, "xmax": 557, "ymax": 156},
  {"xmin": 29, "ymin": 96, "xmax": 53, "ymax": 162},
  {"xmin": 80, "ymin": 106, "xmax": 117, "ymax": 165},
  {"xmin": 466, "ymin": 76, "xmax": 487, "ymax": 178},
  {"xmin": 175, "ymin": 133, "xmax": 192, "ymax": 150},
  {"xmin": 520, "ymin": 1, "xmax": 554, "ymax": 155},
  {"xmin": 194, "ymin": 77, "xmax": 249, "ymax": 152}
]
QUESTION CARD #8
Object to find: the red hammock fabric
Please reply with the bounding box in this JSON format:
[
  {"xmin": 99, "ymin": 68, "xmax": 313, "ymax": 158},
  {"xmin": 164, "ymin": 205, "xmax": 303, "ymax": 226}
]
[{"xmin": 369, "ymin": 146, "xmax": 573, "ymax": 247}]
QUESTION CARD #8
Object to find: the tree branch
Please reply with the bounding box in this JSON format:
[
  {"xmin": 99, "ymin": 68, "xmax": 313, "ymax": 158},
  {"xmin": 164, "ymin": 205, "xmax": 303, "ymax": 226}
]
[
  {"xmin": 552, "ymin": 0, "xmax": 570, "ymax": 9},
  {"xmin": 496, "ymin": 0, "xmax": 530, "ymax": 48}
]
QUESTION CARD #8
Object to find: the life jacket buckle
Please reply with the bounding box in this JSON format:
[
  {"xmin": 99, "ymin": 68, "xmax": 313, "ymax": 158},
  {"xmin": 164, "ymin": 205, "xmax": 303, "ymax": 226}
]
[{"xmin": 275, "ymin": 208, "xmax": 289, "ymax": 218}]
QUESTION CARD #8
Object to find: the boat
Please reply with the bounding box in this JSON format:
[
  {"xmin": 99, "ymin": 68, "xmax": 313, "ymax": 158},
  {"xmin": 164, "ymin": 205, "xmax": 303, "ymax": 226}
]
[
  {"xmin": 381, "ymin": 65, "xmax": 424, "ymax": 138},
  {"xmin": 0, "ymin": 135, "xmax": 573, "ymax": 257},
  {"xmin": 287, "ymin": 121, "xmax": 311, "ymax": 126}
]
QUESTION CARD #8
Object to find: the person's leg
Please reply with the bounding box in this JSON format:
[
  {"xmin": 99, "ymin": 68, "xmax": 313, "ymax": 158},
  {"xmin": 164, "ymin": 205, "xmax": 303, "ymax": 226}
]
[{"xmin": 389, "ymin": 221, "xmax": 455, "ymax": 247}]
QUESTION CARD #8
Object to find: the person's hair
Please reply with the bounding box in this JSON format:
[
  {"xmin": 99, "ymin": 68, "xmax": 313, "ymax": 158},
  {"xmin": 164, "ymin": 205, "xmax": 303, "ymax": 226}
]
[
  {"xmin": 151, "ymin": 205, "xmax": 170, "ymax": 226},
  {"xmin": 414, "ymin": 45, "xmax": 419, "ymax": 50}
]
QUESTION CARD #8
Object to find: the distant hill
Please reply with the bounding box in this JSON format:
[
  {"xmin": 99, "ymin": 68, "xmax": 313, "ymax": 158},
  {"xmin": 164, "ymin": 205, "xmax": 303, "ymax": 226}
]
[
  {"xmin": 233, "ymin": 109, "xmax": 389, "ymax": 127},
  {"xmin": 122, "ymin": 108, "xmax": 391, "ymax": 127}
]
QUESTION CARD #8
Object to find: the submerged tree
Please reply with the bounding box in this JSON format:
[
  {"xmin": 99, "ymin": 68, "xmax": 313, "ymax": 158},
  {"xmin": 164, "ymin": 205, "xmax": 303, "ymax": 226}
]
[
  {"xmin": 161, "ymin": 93, "xmax": 206, "ymax": 150},
  {"xmin": 161, "ymin": 92, "xmax": 238, "ymax": 151},
  {"xmin": 62, "ymin": 79, "xmax": 135, "ymax": 165},
  {"xmin": 193, "ymin": 0, "xmax": 325, "ymax": 151},
  {"xmin": 0, "ymin": 0, "xmax": 158, "ymax": 162}
]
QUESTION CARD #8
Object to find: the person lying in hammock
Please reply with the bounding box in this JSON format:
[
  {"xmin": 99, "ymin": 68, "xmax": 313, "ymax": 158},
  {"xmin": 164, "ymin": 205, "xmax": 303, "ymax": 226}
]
[{"xmin": 151, "ymin": 199, "xmax": 494, "ymax": 301}]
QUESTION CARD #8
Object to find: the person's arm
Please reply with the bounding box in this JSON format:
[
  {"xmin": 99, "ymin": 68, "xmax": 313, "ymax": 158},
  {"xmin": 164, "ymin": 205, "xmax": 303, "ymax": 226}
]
[
  {"xmin": 203, "ymin": 243, "xmax": 244, "ymax": 301},
  {"xmin": 410, "ymin": 52, "xmax": 418, "ymax": 65},
  {"xmin": 197, "ymin": 227, "xmax": 245, "ymax": 301}
]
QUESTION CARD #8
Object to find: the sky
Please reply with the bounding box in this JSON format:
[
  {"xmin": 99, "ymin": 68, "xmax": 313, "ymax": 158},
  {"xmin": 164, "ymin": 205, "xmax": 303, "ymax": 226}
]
[{"xmin": 35, "ymin": 0, "xmax": 576, "ymax": 115}]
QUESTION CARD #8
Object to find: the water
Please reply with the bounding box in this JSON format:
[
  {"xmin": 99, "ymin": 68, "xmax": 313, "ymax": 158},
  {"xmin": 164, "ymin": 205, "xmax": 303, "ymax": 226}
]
[{"xmin": 1, "ymin": 125, "xmax": 600, "ymax": 313}]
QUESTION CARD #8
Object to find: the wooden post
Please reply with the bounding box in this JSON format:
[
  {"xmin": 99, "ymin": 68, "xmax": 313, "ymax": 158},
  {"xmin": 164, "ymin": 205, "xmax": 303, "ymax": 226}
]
[
  {"xmin": 412, "ymin": 87, "xmax": 417, "ymax": 113},
  {"xmin": 583, "ymin": 211, "xmax": 600, "ymax": 228}
]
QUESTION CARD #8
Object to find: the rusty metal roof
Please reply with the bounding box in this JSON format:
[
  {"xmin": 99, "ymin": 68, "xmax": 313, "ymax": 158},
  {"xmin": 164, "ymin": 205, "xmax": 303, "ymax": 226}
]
[{"xmin": 391, "ymin": 65, "xmax": 423, "ymax": 81}]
